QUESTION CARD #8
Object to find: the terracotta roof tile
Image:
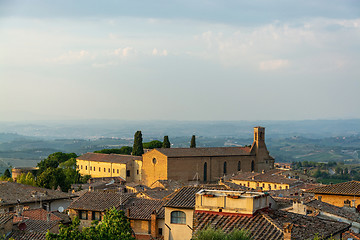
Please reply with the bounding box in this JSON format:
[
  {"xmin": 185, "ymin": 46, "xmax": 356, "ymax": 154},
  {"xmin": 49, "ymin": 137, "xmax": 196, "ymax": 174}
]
[
  {"xmin": 14, "ymin": 209, "xmax": 62, "ymax": 222},
  {"xmin": 0, "ymin": 213, "xmax": 13, "ymax": 225},
  {"xmin": 68, "ymin": 191, "xmax": 132, "ymax": 211},
  {"xmin": 137, "ymin": 189, "xmax": 174, "ymax": 200},
  {"xmin": 124, "ymin": 198, "xmax": 165, "ymax": 220},
  {"xmin": 7, "ymin": 231, "xmax": 46, "ymax": 240},
  {"xmin": 77, "ymin": 153, "xmax": 141, "ymax": 163},
  {"xmin": 306, "ymin": 181, "xmax": 360, "ymax": 196},
  {"xmin": 342, "ymin": 230, "xmax": 360, "ymax": 240},
  {"xmin": 231, "ymin": 170, "xmax": 301, "ymax": 186},
  {"xmin": 0, "ymin": 181, "xmax": 74, "ymax": 206},
  {"xmin": 193, "ymin": 210, "xmax": 350, "ymax": 240},
  {"xmin": 164, "ymin": 186, "xmax": 201, "ymax": 209},
  {"xmin": 152, "ymin": 147, "xmax": 252, "ymax": 158}
]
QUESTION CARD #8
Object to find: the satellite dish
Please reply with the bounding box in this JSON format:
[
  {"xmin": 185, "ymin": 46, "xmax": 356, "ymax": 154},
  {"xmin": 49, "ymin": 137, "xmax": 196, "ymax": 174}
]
[
  {"xmin": 58, "ymin": 206, "xmax": 64, "ymax": 213},
  {"xmin": 18, "ymin": 222, "xmax": 27, "ymax": 231}
]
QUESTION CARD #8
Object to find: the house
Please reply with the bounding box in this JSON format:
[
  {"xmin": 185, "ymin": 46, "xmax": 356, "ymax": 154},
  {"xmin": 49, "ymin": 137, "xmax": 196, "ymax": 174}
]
[
  {"xmin": 305, "ymin": 181, "xmax": 360, "ymax": 208},
  {"xmin": 0, "ymin": 181, "xmax": 75, "ymax": 213},
  {"xmin": 163, "ymin": 186, "xmax": 202, "ymax": 240},
  {"xmin": 192, "ymin": 189, "xmax": 350, "ymax": 240},
  {"xmin": 288, "ymin": 199, "xmax": 360, "ymax": 233},
  {"xmin": 68, "ymin": 190, "xmax": 166, "ymax": 239},
  {"xmin": 142, "ymin": 127, "xmax": 275, "ymax": 186},
  {"xmin": 229, "ymin": 169, "xmax": 301, "ymax": 191},
  {"xmin": 76, "ymin": 153, "xmax": 142, "ymax": 182}
]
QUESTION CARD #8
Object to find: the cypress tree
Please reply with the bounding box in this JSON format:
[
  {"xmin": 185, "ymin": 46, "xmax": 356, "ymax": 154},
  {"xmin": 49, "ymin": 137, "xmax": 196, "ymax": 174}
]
[
  {"xmin": 190, "ymin": 135, "xmax": 196, "ymax": 148},
  {"xmin": 132, "ymin": 131, "xmax": 144, "ymax": 156},
  {"xmin": 4, "ymin": 169, "xmax": 11, "ymax": 178},
  {"xmin": 162, "ymin": 136, "xmax": 171, "ymax": 148}
]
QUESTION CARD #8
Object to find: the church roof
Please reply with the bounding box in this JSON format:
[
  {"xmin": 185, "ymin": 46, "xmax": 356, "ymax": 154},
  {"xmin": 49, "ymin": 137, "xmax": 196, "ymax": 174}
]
[
  {"xmin": 305, "ymin": 181, "xmax": 360, "ymax": 196},
  {"xmin": 153, "ymin": 147, "xmax": 251, "ymax": 158},
  {"xmin": 77, "ymin": 152, "xmax": 141, "ymax": 163}
]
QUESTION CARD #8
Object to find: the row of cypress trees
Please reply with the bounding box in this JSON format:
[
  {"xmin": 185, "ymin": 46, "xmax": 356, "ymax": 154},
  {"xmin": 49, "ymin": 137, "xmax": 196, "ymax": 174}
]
[{"xmin": 132, "ymin": 131, "xmax": 196, "ymax": 156}]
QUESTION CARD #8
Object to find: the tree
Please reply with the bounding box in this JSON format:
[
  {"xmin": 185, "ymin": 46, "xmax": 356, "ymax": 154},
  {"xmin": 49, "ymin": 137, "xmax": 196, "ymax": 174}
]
[
  {"xmin": 193, "ymin": 227, "xmax": 251, "ymax": 240},
  {"xmin": 59, "ymin": 158, "xmax": 81, "ymax": 186},
  {"xmin": 94, "ymin": 146, "xmax": 133, "ymax": 155},
  {"xmin": 25, "ymin": 172, "xmax": 36, "ymax": 186},
  {"xmin": 162, "ymin": 136, "xmax": 171, "ymax": 148},
  {"xmin": 190, "ymin": 135, "xmax": 196, "ymax": 148},
  {"xmin": 132, "ymin": 131, "xmax": 144, "ymax": 156},
  {"xmin": 46, "ymin": 208, "xmax": 135, "ymax": 240},
  {"xmin": 37, "ymin": 152, "xmax": 77, "ymax": 174},
  {"xmin": 3, "ymin": 169, "xmax": 11, "ymax": 178},
  {"xmin": 37, "ymin": 168, "xmax": 69, "ymax": 192},
  {"xmin": 143, "ymin": 140, "xmax": 162, "ymax": 149}
]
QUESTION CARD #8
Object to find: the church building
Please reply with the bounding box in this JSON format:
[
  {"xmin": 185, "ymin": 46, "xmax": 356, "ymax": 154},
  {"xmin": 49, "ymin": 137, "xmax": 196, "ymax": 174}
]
[{"xmin": 141, "ymin": 127, "xmax": 274, "ymax": 186}]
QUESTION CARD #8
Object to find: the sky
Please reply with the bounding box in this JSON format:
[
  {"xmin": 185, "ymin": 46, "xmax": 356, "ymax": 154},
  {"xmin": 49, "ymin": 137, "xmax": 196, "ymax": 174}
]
[{"xmin": 1, "ymin": 0, "xmax": 360, "ymax": 121}]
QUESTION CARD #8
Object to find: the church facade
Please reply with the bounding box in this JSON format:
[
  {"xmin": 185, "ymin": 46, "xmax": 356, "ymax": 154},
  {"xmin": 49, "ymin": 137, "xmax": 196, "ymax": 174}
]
[{"xmin": 141, "ymin": 127, "xmax": 274, "ymax": 186}]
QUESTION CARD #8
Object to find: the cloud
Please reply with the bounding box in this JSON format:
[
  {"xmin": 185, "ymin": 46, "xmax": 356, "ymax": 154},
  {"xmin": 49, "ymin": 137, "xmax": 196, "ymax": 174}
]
[
  {"xmin": 152, "ymin": 48, "xmax": 168, "ymax": 56},
  {"xmin": 113, "ymin": 47, "xmax": 134, "ymax": 57},
  {"xmin": 259, "ymin": 59, "xmax": 289, "ymax": 71},
  {"xmin": 51, "ymin": 50, "xmax": 93, "ymax": 63}
]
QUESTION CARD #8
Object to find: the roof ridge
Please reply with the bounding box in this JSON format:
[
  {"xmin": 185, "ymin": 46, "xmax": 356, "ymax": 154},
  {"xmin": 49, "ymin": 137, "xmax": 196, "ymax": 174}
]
[{"xmin": 260, "ymin": 212, "xmax": 283, "ymax": 233}]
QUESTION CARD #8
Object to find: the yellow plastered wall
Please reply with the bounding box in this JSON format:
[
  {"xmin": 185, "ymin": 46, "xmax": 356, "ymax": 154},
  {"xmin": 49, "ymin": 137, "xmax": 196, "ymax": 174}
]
[
  {"xmin": 231, "ymin": 179, "xmax": 290, "ymax": 191},
  {"xmin": 142, "ymin": 150, "xmax": 168, "ymax": 186},
  {"xmin": 314, "ymin": 194, "xmax": 360, "ymax": 208},
  {"xmin": 164, "ymin": 207, "xmax": 193, "ymax": 240},
  {"xmin": 76, "ymin": 159, "xmax": 127, "ymax": 179}
]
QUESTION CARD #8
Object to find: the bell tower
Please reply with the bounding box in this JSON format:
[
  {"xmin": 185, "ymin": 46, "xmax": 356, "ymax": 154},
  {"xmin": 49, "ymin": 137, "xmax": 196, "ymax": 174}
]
[{"xmin": 251, "ymin": 126, "xmax": 274, "ymax": 171}]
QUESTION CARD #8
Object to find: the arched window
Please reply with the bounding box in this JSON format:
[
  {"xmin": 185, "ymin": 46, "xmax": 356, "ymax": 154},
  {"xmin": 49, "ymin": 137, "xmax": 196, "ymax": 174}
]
[
  {"xmin": 237, "ymin": 161, "xmax": 241, "ymax": 171},
  {"xmin": 251, "ymin": 160, "xmax": 255, "ymax": 172},
  {"xmin": 204, "ymin": 162, "xmax": 207, "ymax": 182},
  {"xmin": 171, "ymin": 211, "xmax": 186, "ymax": 224},
  {"xmin": 223, "ymin": 162, "xmax": 227, "ymax": 175}
]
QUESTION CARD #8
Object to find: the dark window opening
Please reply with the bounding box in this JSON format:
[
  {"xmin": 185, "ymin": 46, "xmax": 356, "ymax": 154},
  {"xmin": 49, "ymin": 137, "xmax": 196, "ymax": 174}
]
[
  {"xmin": 251, "ymin": 160, "xmax": 255, "ymax": 172},
  {"xmin": 79, "ymin": 210, "xmax": 88, "ymax": 220},
  {"xmin": 223, "ymin": 162, "xmax": 227, "ymax": 175},
  {"xmin": 204, "ymin": 162, "xmax": 207, "ymax": 182},
  {"xmin": 92, "ymin": 211, "xmax": 101, "ymax": 221},
  {"xmin": 171, "ymin": 211, "xmax": 186, "ymax": 224},
  {"xmin": 159, "ymin": 228, "xmax": 163, "ymax": 236},
  {"xmin": 126, "ymin": 170, "xmax": 130, "ymax": 177},
  {"xmin": 237, "ymin": 161, "xmax": 241, "ymax": 171}
]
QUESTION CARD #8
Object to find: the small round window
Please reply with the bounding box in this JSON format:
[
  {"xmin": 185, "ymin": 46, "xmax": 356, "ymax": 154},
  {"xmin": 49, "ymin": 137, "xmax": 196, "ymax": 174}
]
[{"xmin": 152, "ymin": 158, "xmax": 157, "ymax": 164}]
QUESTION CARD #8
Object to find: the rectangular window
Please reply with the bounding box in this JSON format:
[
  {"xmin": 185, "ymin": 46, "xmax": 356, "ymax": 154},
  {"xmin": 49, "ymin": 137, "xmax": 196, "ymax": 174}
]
[
  {"xmin": 81, "ymin": 165, "xmax": 83, "ymax": 169},
  {"xmin": 137, "ymin": 170, "xmax": 139, "ymax": 175},
  {"xmin": 99, "ymin": 167, "xmax": 101, "ymax": 171},
  {"xmin": 117, "ymin": 169, "xmax": 119, "ymax": 174},
  {"xmin": 104, "ymin": 168, "xmax": 106, "ymax": 172},
  {"xmin": 108, "ymin": 168, "xmax": 110, "ymax": 173},
  {"xmin": 92, "ymin": 211, "xmax": 101, "ymax": 221},
  {"xmin": 158, "ymin": 228, "xmax": 163, "ymax": 236},
  {"xmin": 90, "ymin": 166, "xmax": 92, "ymax": 171},
  {"xmin": 113, "ymin": 169, "xmax": 115, "ymax": 173},
  {"xmin": 79, "ymin": 211, "xmax": 88, "ymax": 220},
  {"xmin": 86, "ymin": 166, "xmax": 87, "ymax": 170},
  {"xmin": 126, "ymin": 170, "xmax": 130, "ymax": 177}
]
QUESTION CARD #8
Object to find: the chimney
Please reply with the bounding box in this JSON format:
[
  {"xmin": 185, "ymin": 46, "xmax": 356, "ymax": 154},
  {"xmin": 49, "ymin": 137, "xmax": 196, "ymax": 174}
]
[
  {"xmin": 151, "ymin": 211, "xmax": 158, "ymax": 238},
  {"xmin": 283, "ymin": 223, "xmax": 293, "ymax": 240}
]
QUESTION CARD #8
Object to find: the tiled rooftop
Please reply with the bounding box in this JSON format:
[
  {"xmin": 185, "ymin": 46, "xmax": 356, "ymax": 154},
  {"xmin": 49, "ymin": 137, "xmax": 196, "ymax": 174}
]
[
  {"xmin": 153, "ymin": 147, "xmax": 252, "ymax": 158},
  {"xmin": 230, "ymin": 169, "xmax": 301, "ymax": 186},
  {"xmin": 7, "ymin": 231, "xmax": 46, "ymax": 240},
  {"xmin": 0, "ymin": 181, "xmax": 74, "ymax": 206},
  {"xmin": 68, "ymin": 191, "xmax": 132, "ymax": 211},
  {"xmin": 124, "ymin": 198, "xmax": 165, "ymax": 220},
  {"xmin": 306, "ymin": 181, "xmax": 360, "ymax": 196},
  {"xmin": 137, "ymin": 188, "xmax": 174, "ymax": 200},
  {"xmin": 304, "ymin": 199, "xmax": 360, "ymax": 222},
  {"xmin": 0, "ymin": 213, "xmax": 13, "ymax": 225},
  {"xmin": 77, "ymin": 152, "xmax": 141, "ymax": 163},
  {"xmin": 193, "ymin": 209, "xmax": 350, "ymax": 240},
  {"xmin": 164, "ymin": 186, "xmax": 201, "ymax": 209}
]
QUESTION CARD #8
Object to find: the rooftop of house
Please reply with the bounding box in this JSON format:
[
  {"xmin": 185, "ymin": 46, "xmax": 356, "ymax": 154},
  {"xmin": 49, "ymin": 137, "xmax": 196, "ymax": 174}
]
[
  {"xmin": 150, "ymin": 147, "xmax": 252, "ymax": 158},
  {"xmin": 342, "ymin": 230, "xmax": 360, "ymax": 240},
  {"xmin": 0, "ymin": 213, "xmax": 13, "ymax": 225},
  {"xmin": 219, "ymin": 181, "xmax": 252, "ymax": 191},
  {"xmin": 76, "ymin": 152, "xmax": 141, "ymax": 163},
  {"xmin": 230, "ymin": 169, "xmax": 301, "ymax": 186},
  {"xmin": 193, "ymin": 209, "xmax": 350, "ymax": 240},
  {"xmin": 68, "ymin": 191, "xmax": 133, "ymax": 211},
  {"xmin": 136, "ymin": 188, "xmax": 174, "ymax": 200},
  {"xmin": 124, "ymin": 198, "xmax": 165, "ymax": 220},
  {"xmin": 197, "ymin": 189, "xmax": 267, "ymax": 198},
  {"xmin": 164, "ymin": 186, "xmax": 202, "ymax": 209},
  {"xmin": 7, "ymin": 231, "xmax": 46, "ymax": 240},
  {"xmin": 269, "ymin": 182, "xmax": 321, "ymax": 197},
  {"xmin": 13, "ymin": 208, "xmax": 62, "ymax": 223},
  {"xmin": 302, "ymin": 199, "xmax": 360, "ymax": 222},
  {"xmin": 0, "ymin": 181, "xmax": 75, "ymax": 207},
  {"xmin": 305, "ymin": 181, "xmax": 360, "ymax": 196}
]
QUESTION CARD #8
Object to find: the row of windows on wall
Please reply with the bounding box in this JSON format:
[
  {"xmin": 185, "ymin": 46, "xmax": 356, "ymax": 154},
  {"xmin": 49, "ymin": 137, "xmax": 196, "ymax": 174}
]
[
  {"xmin": 79, "ymin": 210, "xmax": 101, "ymax": 221},
  {"xmin": 238, "ymin": 182, "xmax": 288, "ymax": 190},
  {"xmin": 76, "ymin": 165, "xmax": 138, "ymax": 177},
  {"xmin": 203, "ymin": 160, "xmax": 254, "ymax": 181}
]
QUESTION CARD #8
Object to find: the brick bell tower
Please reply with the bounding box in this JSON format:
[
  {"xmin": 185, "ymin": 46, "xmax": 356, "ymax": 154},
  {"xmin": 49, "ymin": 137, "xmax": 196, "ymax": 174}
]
[{"xmin": 250, "ymin": 126, "xmax": 274, "ymax": 172}]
